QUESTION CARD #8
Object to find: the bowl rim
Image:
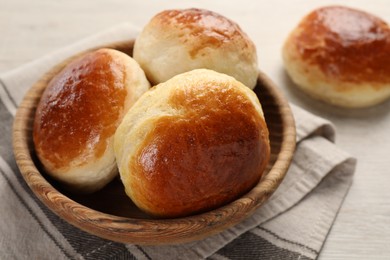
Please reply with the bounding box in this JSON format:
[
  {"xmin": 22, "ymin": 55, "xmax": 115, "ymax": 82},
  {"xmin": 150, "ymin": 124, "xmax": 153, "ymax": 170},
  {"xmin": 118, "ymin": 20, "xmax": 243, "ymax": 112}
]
[{"xmin": 12, "ymin": 40, "xmax": 296, "ymax": 245}]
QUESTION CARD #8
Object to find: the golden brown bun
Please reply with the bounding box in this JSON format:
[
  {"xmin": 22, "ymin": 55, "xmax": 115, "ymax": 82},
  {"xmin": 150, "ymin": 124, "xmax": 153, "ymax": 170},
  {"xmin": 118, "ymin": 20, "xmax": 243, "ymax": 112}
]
[
  {"xmin": 283, "ymin": 6, "xmax": 390, "ymax": 108},
  {"xmin": 114, "ymin": 69, "xmax": 270, "ymax": 218},
  {"xmin": 133, "ymin": 8, "xmax": 259, "ymax": 89},
  {"xmin": 33, "ymin": 48, "xmax": 150, "ymax": 193}
]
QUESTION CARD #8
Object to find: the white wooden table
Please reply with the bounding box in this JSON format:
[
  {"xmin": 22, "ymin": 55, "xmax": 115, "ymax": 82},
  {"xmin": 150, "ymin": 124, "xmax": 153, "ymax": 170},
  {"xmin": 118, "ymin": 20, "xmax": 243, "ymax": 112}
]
[{"xmin": 1, "ymin": 0, "xmax": 389, "ymax": 259}]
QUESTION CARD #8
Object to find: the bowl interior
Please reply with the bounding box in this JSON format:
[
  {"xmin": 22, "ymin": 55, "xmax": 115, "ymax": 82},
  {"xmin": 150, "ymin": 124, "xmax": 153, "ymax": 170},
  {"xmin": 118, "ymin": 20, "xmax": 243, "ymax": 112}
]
[{"xmin": 13, "ymin": 41, "xmax": 296, "ymax": 245}]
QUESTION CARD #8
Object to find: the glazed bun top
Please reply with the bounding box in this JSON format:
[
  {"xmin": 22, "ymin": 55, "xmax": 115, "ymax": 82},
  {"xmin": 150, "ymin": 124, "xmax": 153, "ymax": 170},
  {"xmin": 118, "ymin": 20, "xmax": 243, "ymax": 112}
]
[
  {"xmin": 290, "ymin": 5, "xmax": 390, "ymax": 85},
  {"xmin": 114, "ymin": 69, "xmax": 270, "ymax": 217},
  {"xmin": 33, "ymin": 48, "xmax": 150, "ymax": 192},
  {"xmin": 133, "ymin": 8, "xmax": 259, "ymax": 89}
]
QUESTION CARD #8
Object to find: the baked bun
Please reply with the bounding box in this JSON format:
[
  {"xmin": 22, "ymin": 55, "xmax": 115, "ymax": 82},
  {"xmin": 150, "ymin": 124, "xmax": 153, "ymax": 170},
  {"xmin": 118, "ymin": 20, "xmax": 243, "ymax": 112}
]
[
  {"xmin": 114, "ymin": 69, "xmax": 270, "ymax": 218},
  {"xmin": 33, "ymin": 48, "xmax": 150, "ymax": 193},
  {"xmin": 133, "ymin": 8, "xmax": 258, "ymax": 89},
  {"xmin": 283, "ymin": 6, "xmax": 390, "ymax": 108}
]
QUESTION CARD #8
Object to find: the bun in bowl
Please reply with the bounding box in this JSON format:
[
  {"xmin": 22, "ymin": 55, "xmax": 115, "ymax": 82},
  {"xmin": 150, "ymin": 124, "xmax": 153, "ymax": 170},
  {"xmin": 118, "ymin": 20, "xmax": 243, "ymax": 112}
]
[
  {"xmin": 114, "ymin": 69, "xmax": 270, "ymax": 218},
  {"xmin": 133, "ymin": 8, "xmax": 259, "ymax": 89},
  {"xmin": 283, "ymin": 6, "xmax": 390, "ymax": 108},
  {"xmin": 33, "ymin": 48, "xmax": 150, "ymax": 193}
]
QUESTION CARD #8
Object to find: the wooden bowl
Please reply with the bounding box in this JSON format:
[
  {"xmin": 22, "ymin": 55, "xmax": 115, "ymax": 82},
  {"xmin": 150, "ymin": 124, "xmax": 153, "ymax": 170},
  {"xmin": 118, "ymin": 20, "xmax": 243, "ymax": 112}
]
[{"xmin": 12, "ymin": 41, "xmax": 296, "ymax": 245}]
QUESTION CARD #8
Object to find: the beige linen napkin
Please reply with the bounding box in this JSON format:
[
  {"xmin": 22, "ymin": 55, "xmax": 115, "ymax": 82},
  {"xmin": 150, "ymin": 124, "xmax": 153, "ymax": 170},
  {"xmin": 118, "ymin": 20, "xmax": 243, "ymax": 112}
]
[{"xmin": 0, "ymin": 23, "xmax": 356, "ymax": 260}]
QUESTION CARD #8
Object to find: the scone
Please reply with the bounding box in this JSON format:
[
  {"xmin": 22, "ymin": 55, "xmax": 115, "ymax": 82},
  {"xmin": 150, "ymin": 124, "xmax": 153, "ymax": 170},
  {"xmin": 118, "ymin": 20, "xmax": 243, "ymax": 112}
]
[
  {"xmin": 283, "ymin": 6, "xmax": 390, "ymax": 108},
  {"xmin": 33, "ymin": 48, "xmax": 150, "ymax": 193},
  {"xmin": 133, "ymin": 8, "xmax": 259, "ymax": 89},
  {"xmin": 114, "ymin": 69, "xmax": 270, "ymax": 218}
]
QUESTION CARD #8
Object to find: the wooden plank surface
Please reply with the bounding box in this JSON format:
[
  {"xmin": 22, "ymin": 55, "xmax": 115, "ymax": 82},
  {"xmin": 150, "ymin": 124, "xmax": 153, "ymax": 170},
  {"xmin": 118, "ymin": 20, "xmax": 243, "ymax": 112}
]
[{"xmin": 1, "ymin": 0, "xmax": 390, "ymax": 259}]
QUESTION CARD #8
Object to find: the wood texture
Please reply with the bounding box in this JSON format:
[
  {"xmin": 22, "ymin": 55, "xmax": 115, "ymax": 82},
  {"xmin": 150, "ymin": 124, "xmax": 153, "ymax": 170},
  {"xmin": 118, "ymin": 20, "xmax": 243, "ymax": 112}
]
[{"xmin": 12, "ymin": 41, "xmax": 296, "ymax": 245}]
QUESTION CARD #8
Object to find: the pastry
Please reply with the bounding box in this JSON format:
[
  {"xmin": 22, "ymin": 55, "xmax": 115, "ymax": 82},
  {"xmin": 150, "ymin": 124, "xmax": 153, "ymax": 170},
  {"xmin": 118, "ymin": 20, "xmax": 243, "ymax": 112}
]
[
  {"xmin": 133, "ymin": 8, "xmax": 259, "ymax": 89},
  {"xmin": 114, "ymin": 69, "xmax": 270, "ymax": 217},
  {"xmin": 33, "ymin": 48, "xmax": 150, "ymax": 193},
  {"xmin": 283, "ymin": 6, "xmax": 390, "ymax": 107}
]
